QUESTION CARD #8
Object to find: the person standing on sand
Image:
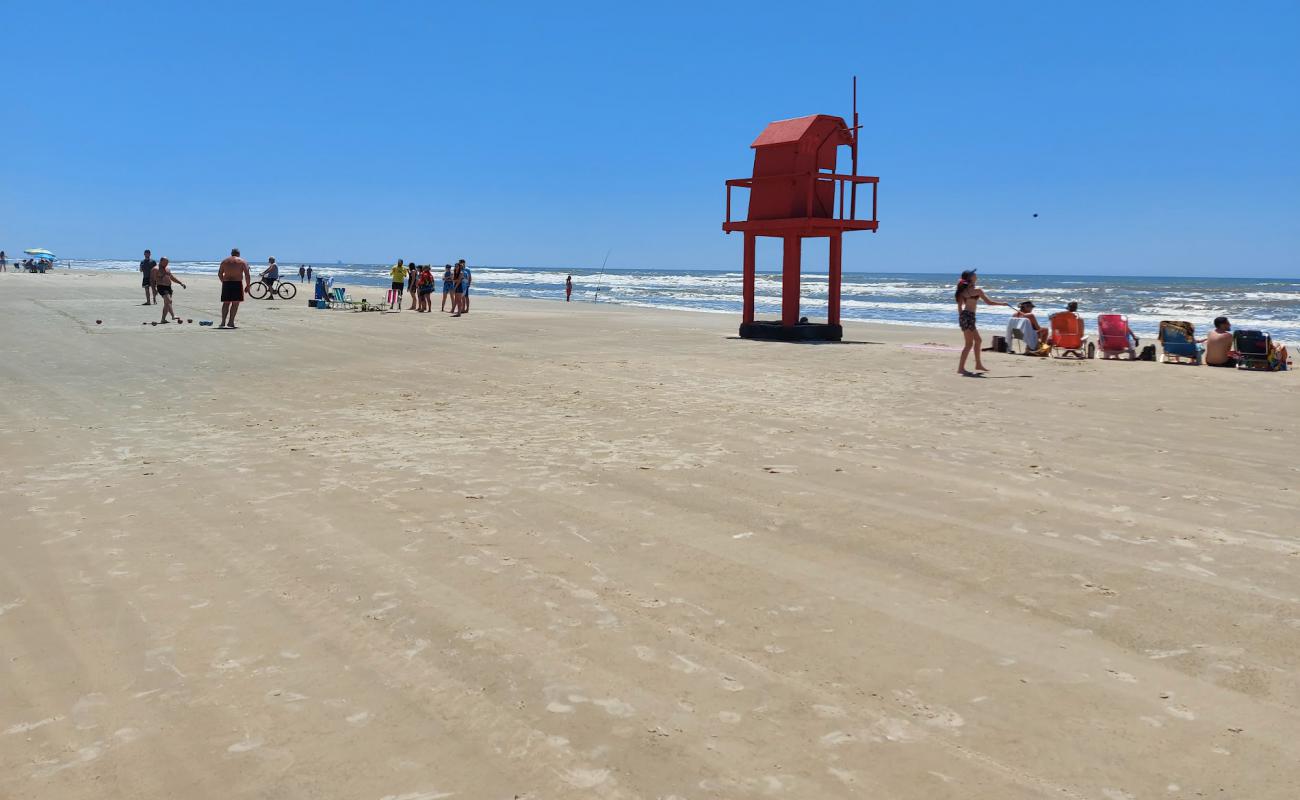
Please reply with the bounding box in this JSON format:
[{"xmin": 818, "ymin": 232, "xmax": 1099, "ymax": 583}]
[
  {"xmin": 418, "ymin": 265, "xmax": 436, "ymax": 312},
  {"xmin": 566, "ymin": 274, "xmax": 572, "ymax": 302},
  {"xmin": 298, "ymin": 264, "xmax": 306, "ymax": 283},
  {"xmin": 0, "ymin": 250, "xmax": 7, "ymax": 272},
  {"xmin": 449, "ymin": 262, "xmax": 464, "ymax": 316},
  {"xmin": 440, "ymin": 265, "xmax": 453, "ymax": 311},
  {"xmin": 306, "ymin": 265, "xmax": 313, "ymax": 282},
  {"xmin": 460, "ymin": 260, "xmax": 473, "ymax": 314},
  {"xmin": 407, "ymin": 259, "xmax": 419, "ymax": 311},
  {"xmin": 218, "ymin": 248, "xmax": 251, "ymax": 329},
  {"xmin": 151, "ymin": 257, "xmax": 187, "ymax": 323},
  {"xmin": 954, "ymin": 269, "xmax": 1010, "ymax": 375},
  {"xmin": 140, "ymin": 249, "xmax": 158, "ymax": 305},
  {"xmin": 389, "ymin": 259, "xmax": 408, "ymax": 310}
]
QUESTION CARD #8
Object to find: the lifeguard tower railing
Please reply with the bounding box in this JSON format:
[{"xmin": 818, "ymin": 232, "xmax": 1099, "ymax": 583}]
[{"xmin": 723, "ymin": 172, "xmax": 879, "ymax": 234}]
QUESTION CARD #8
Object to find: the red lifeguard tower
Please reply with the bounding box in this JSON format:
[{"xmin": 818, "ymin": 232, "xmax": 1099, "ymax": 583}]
[{"xmin": 722, "ymin": 84, "xmax": 879, "ymax": 341}]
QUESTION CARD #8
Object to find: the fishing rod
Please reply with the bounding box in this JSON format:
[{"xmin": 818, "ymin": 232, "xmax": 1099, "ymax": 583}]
[{"xmin": 591, "ymin": 248, "xmax": 612, "ymax": 302}]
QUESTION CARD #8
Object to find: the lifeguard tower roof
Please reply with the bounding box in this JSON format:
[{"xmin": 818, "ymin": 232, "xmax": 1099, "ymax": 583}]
[{"xmin": 750, "ymin": 114, "xmax": 852, "ymax": 148}]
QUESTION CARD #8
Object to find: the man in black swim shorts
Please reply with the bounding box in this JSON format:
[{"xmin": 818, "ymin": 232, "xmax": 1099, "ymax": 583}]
[
  {"xmin": 140, "ymin": 249, "xmax": 158, "ymax": 305},
  {"xmin": 217, "ymin": 248, "xmax": 251, "ymax": 329}
]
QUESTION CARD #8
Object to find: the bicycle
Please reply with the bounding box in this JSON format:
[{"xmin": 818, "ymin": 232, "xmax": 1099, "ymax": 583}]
[{"xmin": 247, "ymin": 278, "xmax": 298, "ymax": 300}]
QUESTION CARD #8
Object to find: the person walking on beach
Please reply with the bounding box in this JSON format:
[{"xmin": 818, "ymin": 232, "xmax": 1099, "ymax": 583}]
[
  {"xmin": 440, "ymin": 265, "xmax": 453, "ymax": 311},
  {"xmin": 0, "ymin": 251, "xmax": 7, "ymax": 272},
  {"xmin": 218, "ymin": 248, "xmax": 251, "ymax": 329},
  {"xmin": 140, "ymin": 249, "xmax": 158, "ymax": 305},
  {"xmin": 565, "ymin": 274, "xmax": 573, "ymax": 302},
  {"xmin": 151, "ymin": 257, "xmax": 187, "ymax": 323},
  {"xmin": 298, "ymin": 264, "xmax": 305, "ymax": 283},
  {"xmin": 389, "ymin": 259, "xmax": 408, "ymax": 310},
  {"xmin": 306, "ymin": 265, "xmax": 313, "ymax": 282},
  {"xmin": 954, "ymin": 269, "xmax": 1010, "ymax": 375}
]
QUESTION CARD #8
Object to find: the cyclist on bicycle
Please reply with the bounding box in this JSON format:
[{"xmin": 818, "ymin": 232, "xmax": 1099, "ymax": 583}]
[{"xmin": 260, "ymin": 257, "xmax": 281, "ymax": 290}]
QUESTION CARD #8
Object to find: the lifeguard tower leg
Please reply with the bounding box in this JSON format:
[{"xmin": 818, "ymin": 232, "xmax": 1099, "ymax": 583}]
[
  {"xmin": 742, "ymin": 233, "xmax": 756, "ymax": 324},
  {"xmin": 782, "ymin": 236, "xmax": 801, "ymax": 327},
  {"xmin": 828, "ymin": 232, "xmax": 842, "ymax": 327}
]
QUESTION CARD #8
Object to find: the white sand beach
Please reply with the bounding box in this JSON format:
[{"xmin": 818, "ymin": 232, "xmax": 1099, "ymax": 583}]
[{"xmin": 1, "ymin": 269, "xmax": 1298, "ymax": 799}]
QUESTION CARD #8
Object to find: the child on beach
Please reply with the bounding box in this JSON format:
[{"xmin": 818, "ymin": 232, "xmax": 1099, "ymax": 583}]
[
  {"xmin": 954, "ymin": 269, "xmax": 1011, "ymax": 375},
  {"xmin": 441, "ymin": 265, "xmax": 453, "ymax": 312}
]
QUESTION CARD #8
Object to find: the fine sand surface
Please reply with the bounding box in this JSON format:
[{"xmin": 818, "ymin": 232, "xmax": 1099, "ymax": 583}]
[{"xmin": 1, "ymin": 269, "xmax": 1298, "ymax": 800}]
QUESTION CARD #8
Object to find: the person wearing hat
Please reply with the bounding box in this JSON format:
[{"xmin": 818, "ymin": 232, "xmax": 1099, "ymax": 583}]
[
  {"xmin": 1012, "ymin": 300, "xmax": 1050, "ymax": 353},
  {"xmin": 954, "ymin": 269, "xmax": 1011, "ymax": 374}
]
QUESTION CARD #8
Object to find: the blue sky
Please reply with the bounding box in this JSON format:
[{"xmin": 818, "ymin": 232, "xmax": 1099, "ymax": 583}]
[{"xmin": 4, "ymin": 1, "xmax": 1297, "ymax": 277}]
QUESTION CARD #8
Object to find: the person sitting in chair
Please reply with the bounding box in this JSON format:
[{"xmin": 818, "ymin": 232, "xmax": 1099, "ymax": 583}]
[
  {"xmin": 1203, "ymin": 316, "xmax": 1238, "ymax": 367},
  {"xmin": 1010, "ymin": 301, "xmax": 1050, "ymax": 353}
]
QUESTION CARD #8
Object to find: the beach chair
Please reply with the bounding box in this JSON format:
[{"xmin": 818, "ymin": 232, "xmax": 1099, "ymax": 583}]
[
  {"xmin": 1097, "ymin": 314, "xmax": 1137, "ymax": 359},
  {"xmin": 1158, "ymin": 320, "xmax": 1203, "ymax": 365},
  {"xmin": 1233, "ymin": 329, "xmax": 1272, "ymax": 370},
  {"xmin": 329, "ymin": 287, "xmax": 362, "ymax": 310},
  {"xmin": 1049, "ymin": 312, "xmax": 1093, "ymax": 359}
]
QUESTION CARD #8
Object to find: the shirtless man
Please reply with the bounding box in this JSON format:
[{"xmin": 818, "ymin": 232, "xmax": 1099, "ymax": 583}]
[
  {"xmin": 218, "ymin": 248, "xmax": 251, "ymax": 329},
  {"xmin": 1203, "ymin": 316, "xmax": 1237, "ymax": 367},
  {"xmin": 151, "ymin": 257, "xmax": 187, "ymax": 323}
]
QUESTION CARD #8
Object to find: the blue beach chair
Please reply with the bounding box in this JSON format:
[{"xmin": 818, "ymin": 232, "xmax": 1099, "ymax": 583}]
[
  {"xmin": 1158, "ymin": 321, "xmax": 1203, "ymax": 365},
  {"xmin": 1233, "ymin": 330, "xmax": 1272, "ymax": 370}
]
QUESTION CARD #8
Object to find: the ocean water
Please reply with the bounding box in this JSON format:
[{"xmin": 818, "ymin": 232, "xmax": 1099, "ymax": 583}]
[{"xmin": 70, "ymin": 259, "xmax": 1300, "ymax": 340}]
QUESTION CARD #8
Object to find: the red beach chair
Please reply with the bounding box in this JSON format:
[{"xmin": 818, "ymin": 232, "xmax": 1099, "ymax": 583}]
[
  {"xmin": 1049, "ymin": 312, "xmax": 1093, "ymax": 359},
  {"xmin": 1097, "ymin": 314, "xmax": 1137, "ymax": 360}
]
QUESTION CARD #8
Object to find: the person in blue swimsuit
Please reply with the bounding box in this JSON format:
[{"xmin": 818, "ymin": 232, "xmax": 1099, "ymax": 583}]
[{"xmin": 440, "ymin": 264, "xmax": 453, "ymax": 312}]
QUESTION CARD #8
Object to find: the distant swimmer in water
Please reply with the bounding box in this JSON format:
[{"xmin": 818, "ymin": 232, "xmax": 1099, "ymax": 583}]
[
  {"xmin": 218, "ymin": 248, "xmax": 251, "ymax": 329},
  {"xmin": 954, "ymin": 269, "xmax": 1011, "ymax": 375}
]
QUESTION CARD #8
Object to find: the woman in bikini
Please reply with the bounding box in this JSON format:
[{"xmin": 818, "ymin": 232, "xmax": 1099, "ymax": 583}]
[{"xmin": 955, "ymin": 269, "xmax": 1010, "ymax": 375}]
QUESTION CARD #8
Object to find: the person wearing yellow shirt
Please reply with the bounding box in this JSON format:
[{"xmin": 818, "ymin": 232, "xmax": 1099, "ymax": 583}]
[{"xmin": 389, "ymin": 259, "xmax": 409, "ymax": 310}]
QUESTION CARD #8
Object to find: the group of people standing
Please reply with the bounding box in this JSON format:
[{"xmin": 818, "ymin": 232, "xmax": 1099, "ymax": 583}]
[{"xmin": 388, "ymin": 259, "xmax": 472, "ymax": 316}]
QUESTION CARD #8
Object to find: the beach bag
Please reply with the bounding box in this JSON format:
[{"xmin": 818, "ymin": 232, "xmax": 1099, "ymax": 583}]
[{"xmin": 1137, "ymin": 344, "xmax": 1157, "ymax": 361}]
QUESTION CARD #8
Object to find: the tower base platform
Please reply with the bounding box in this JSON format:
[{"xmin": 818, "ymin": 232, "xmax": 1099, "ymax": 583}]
[{"xmin": 739, "ymin": 320, "xmax": 843, "ymax": 342}]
